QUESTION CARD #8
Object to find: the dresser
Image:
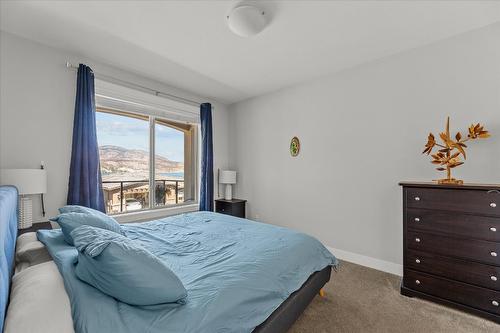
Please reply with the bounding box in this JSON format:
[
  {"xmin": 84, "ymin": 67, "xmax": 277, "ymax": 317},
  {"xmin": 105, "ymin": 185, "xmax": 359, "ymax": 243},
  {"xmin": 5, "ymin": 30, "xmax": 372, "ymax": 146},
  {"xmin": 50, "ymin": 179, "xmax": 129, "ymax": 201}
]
[
  {"xmin": 400, "ymin": 182, "xmax": 500, "ymax": 323},
  {"xmin": 215, "ymin": 198, "xmax": 246, "ymax": 218}
]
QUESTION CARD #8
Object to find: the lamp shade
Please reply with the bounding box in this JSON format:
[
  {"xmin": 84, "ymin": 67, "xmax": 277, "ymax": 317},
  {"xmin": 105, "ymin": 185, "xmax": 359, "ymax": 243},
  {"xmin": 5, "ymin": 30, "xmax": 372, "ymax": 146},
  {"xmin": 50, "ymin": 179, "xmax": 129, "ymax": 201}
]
[
  {"xmin": 219, "ymin": 170, "xmax": 236, "ymax": 184},
  {"xmin": 0, "ymin": 169, "xmax": 47, "ymax": 194}
]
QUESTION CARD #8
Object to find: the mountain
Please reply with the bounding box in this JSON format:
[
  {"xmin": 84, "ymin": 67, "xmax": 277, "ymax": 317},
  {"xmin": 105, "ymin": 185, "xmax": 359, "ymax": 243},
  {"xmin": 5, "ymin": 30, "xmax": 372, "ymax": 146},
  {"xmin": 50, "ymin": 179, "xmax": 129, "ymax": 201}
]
[{"xmin": 99, "ymin": 145, "xmax": 183, "ymax": 179}]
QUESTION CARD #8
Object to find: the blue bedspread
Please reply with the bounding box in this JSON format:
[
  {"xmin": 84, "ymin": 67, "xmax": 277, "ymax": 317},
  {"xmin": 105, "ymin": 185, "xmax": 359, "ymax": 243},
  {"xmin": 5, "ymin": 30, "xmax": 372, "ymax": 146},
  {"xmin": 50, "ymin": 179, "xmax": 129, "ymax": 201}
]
[{"xmin": 38, "ymin": 211, "xmax": 337, "ymax": 333}]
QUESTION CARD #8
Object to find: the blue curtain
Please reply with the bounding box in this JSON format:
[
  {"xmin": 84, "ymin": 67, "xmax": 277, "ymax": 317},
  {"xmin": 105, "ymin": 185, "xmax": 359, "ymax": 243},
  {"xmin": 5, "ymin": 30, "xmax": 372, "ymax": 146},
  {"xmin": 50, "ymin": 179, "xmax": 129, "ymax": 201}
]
[
  {"xmin": 200, "ymin": 103, "xmax": 214, "ymax": 211},
  {"xmin": 67, "ymin": 64, "xmax": 106, "ymax": 212}
]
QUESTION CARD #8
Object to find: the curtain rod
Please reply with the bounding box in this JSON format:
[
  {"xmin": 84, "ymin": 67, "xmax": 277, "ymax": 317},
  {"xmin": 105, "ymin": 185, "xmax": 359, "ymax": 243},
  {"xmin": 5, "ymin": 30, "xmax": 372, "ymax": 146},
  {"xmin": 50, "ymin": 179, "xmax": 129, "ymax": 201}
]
[{"xmin": 66, "ymin": 62, "xmax": 203, "ymax": 107}]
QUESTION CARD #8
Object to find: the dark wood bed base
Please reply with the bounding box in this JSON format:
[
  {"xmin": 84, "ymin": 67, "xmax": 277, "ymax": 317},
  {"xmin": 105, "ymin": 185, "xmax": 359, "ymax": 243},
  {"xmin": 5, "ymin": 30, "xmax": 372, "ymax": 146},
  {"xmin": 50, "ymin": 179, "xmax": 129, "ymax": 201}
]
[{"xmin": 253, "ymin": 266, "xmax": 332, "ymax": 333}]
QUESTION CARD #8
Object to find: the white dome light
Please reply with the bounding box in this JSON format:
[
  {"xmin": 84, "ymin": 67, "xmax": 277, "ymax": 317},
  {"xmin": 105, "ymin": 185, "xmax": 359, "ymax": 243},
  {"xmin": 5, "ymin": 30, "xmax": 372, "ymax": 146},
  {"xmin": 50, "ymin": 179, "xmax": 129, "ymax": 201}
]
[{"xmin": 227, "ymin": 5, "xmax": 267, "ymax": 37}]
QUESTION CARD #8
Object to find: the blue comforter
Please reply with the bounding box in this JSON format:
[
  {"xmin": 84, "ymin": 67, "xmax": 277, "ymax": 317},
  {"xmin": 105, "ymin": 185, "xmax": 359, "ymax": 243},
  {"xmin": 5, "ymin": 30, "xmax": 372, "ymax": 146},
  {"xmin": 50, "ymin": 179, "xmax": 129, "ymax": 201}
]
[{"xmin": 38, "ymin": 211, "xmax": 337, "ymax": 333}]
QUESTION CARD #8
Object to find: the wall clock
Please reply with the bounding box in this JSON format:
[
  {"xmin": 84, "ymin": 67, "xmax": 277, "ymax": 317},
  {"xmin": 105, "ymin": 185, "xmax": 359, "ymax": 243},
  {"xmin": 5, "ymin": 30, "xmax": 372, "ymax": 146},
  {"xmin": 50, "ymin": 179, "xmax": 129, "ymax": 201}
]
[{"xmin": 290, "ymin": 136, "xmax": 300, "ymax": 157}]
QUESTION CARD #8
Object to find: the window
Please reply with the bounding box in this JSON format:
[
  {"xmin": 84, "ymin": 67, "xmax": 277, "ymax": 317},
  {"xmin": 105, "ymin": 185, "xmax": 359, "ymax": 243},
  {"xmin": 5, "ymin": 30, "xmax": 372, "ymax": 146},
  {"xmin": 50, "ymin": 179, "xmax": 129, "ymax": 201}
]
[{"xmin": 96, "ymin": 108, "xmax": 197, "ymax": 214}]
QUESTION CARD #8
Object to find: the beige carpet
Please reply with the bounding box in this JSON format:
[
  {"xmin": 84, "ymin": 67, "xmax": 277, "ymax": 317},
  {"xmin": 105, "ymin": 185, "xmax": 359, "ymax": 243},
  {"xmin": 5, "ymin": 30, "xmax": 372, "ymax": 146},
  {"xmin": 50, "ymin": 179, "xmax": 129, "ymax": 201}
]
[{"xmin": 289, "ymin": 261, "xmax": 499, "ymax": 333}]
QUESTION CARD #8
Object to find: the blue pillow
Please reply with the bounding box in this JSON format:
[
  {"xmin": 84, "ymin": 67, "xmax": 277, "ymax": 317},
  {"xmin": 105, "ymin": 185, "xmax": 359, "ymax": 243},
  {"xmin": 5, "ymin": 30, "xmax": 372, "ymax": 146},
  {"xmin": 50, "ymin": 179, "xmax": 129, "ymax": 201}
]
[
  {"xmin": 50, "ymin": 211, "xmax": 123, "ymax": 246},
  {"xmin": 59, "ymin": 205, "xmax": 112, "ymax": 220},
  {"xmin": 71, "ymin": 225, "xmax": 187, "ymax": 306}
]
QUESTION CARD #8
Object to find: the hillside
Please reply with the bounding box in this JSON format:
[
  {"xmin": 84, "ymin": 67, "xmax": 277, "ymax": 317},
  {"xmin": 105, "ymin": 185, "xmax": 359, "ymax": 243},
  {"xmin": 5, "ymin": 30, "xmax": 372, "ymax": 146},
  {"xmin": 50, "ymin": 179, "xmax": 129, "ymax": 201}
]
[{"xmin": 99, "ymin": 145, "xmax": 183, "ymax": 179}]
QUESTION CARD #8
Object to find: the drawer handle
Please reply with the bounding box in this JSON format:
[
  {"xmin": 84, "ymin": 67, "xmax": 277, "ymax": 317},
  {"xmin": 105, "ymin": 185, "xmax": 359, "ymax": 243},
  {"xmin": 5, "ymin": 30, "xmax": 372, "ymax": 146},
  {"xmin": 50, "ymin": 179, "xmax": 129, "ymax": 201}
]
[
  {"xmin": 491, "ymin": 252, "xmax": 498, "ymax": 257},
  {"xmin": 414, "ymin": 197, "xmax": 420, "ymax": 201},
  {"xmin": 491, "ymin": 227, "xmax": 497, "ymax": 232},
  {"xmin": 492, "ymin": 300, "xmax": 499, "ymax": 307},
  {"xmin": 491, "ymin": 276, "xmax": 498, "ymax": 282},
  {"xmin": 415, "ymin": 237, "xmax": 421, "ymax": 243},
  {"xmin": 488, "ymin": 190, "xmax": 500, "ymax": 195},
  {"xmin": 415, "ymin": 280, "xmax": 421, "ymax": 285},
  {"xmin": 415, "ymin": 259, "xmax": 421, "ymax": 264},
  {"xmin": 414, "ymin": 217, "xmax": 420, "ymax": 222},
  {"xmin": 491, "ymin": 203, "xmax": 497, "ymax": 208}
]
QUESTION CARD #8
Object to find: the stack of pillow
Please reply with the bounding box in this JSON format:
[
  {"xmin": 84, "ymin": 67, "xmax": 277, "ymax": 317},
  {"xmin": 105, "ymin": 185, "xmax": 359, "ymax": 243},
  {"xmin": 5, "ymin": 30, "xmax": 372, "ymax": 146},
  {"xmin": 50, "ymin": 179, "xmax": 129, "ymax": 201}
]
[
  {"xmin": 51, "ymin": 206, "xmax": 187, "ymax": 306},
  {"xmin": 51, "ymin": 205, "xmax": 125, "ymax": 245}
]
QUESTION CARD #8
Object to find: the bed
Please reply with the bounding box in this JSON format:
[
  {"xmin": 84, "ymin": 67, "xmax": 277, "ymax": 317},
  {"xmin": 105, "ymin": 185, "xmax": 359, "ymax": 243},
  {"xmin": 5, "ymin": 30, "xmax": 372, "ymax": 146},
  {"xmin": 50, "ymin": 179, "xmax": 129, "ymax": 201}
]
[{"xmin": 1, "ymin": 187, "xmax": 337, "ymax": 333}]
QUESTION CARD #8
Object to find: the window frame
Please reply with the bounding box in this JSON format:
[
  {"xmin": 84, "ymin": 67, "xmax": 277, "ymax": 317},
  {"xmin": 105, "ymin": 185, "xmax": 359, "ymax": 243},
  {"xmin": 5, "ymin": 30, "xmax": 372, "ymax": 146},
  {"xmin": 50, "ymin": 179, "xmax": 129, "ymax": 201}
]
[{"xmin": 96, "ymin": 107, "xmax": 199, "ymax": 216}]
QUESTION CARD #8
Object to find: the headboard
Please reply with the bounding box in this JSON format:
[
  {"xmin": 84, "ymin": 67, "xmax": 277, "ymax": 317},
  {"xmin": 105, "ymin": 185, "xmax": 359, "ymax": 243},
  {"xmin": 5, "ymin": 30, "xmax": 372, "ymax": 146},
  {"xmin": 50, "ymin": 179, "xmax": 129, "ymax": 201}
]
[{"xmin": 0, "ymin": 186, "xmax": 18, "ymax": 332}]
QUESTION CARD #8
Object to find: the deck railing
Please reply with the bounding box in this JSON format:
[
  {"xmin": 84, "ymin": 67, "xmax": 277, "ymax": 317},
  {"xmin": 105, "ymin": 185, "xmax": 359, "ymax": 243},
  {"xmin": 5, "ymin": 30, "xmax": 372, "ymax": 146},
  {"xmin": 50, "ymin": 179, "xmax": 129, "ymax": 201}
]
[{"xmin": 102, "ymin": 179, "xmax": 184, "ymax": 213}]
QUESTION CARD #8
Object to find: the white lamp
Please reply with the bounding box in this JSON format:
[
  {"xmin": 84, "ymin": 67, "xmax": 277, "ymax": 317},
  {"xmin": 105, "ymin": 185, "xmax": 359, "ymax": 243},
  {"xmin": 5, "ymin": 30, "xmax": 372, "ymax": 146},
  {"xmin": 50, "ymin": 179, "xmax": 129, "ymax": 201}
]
[
  {"xmin": 219, "ymin": 170, "xmax": 237, "ymax": 200},
  {"xmin": 0, "ymin": 169, "xmax": 47, "ymax": 229}
]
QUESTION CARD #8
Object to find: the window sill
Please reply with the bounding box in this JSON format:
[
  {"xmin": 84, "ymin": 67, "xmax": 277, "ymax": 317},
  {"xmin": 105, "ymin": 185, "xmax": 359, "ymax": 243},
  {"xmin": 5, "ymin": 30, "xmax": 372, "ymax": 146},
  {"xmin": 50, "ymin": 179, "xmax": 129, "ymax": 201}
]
[{"xmin": 113, "ymin": 203, "xmax": 199, "ymax": 224}]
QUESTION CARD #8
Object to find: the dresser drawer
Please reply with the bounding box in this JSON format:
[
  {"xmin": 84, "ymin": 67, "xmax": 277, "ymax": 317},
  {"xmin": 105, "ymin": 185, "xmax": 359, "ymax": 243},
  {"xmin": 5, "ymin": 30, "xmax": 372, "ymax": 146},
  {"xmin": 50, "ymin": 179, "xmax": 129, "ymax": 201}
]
[
  {"xmin": 407, "ymin": 231, "xmax": 500, "ymax": 266},
  {"xmin": 404, "ymin": 269, "xmax": 500, "ymax": 315},
  {"xmin": 406, "ymin": 187, "xmax": 500, "ymax": 216},
  {"xmin": 406, "ymin": 249, "xmax": 500, "ymax": 291},
  {"xmin": 407, "ymin": 209, "xmax": 500, "ymax": 242}
]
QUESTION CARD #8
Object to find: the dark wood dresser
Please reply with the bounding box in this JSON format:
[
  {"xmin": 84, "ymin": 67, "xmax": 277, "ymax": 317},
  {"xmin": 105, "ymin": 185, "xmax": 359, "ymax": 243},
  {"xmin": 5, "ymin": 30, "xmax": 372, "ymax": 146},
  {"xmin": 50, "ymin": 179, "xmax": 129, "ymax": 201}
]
[
  {"xmin": 215, "ymin": 198, "xmax": 246, "ymax": 218},
  {"xmin": 400, "ymin": 182, "xmax": 500, "ymax": 323}
]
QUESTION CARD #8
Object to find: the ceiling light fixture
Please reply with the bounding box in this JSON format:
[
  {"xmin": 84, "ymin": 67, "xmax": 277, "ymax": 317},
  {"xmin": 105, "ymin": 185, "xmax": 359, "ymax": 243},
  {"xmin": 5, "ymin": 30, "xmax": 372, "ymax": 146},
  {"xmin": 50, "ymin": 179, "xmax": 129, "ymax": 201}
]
[{"xmin": 227, "ymin": 4, "xmax": 267, "ymax": 37}]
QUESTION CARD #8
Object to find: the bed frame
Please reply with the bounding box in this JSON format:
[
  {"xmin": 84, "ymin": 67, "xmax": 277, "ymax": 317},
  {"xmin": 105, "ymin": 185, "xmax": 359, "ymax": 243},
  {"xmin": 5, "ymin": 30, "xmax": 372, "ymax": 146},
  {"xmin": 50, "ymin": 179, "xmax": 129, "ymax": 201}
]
[{"xmin": 254, "ymin": 266, "xmax": 332, "ymax": 333}]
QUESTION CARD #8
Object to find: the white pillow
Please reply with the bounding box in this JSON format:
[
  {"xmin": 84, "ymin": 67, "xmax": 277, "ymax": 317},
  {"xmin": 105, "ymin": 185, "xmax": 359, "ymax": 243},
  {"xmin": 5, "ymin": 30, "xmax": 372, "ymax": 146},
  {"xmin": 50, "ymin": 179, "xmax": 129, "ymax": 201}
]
[
  {"xmin": 4, "ymin": 262, "xmax": 74, "ymax": 333},
  {"xmin": 16, "ymin": 232, "xmax": 38, "ymax": 245},
  {"xmin": 15, "ymin": 232, "xmax": 51, "ymax": 273}
]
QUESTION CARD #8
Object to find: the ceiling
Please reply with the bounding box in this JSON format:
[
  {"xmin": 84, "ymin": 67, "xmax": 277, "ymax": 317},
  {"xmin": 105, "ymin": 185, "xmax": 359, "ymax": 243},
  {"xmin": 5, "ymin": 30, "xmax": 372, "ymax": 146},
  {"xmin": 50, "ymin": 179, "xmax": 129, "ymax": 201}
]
[{"xmin": 1, "ymin": 1, "xmax": 500, "ymax": 104}]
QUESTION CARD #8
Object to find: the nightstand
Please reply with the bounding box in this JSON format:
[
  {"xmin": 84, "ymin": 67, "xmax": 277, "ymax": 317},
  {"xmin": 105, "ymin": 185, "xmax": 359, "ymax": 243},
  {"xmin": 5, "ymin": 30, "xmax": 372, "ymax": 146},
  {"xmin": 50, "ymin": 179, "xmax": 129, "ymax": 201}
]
[
  {"xmin": 18, "ymin": 221, "xmax": 52, "ymax": 236},
  {"xmin": 215, "ymin": 199, "xmax": 247, "ymax": 218}
]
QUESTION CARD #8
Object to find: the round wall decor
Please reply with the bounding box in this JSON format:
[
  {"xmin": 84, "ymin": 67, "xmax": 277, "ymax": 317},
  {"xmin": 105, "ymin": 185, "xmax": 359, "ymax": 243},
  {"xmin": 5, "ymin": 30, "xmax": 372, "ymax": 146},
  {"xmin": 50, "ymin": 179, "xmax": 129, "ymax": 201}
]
[{"xmin": 290, "ymin": 136, "xmax": 300, "ymax": 157}]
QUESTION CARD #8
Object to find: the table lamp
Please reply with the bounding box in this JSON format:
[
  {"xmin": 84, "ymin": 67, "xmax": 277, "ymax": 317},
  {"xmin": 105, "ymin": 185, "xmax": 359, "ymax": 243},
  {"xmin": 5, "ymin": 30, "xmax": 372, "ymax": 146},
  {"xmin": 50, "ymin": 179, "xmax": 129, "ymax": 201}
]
[
  {"xmin": 219, "ymin": 170, "xmax": 236, "ymax": 200},
  {"xmin": 0, "ymin": 169, "xmax": 47, "ymax": 229}
]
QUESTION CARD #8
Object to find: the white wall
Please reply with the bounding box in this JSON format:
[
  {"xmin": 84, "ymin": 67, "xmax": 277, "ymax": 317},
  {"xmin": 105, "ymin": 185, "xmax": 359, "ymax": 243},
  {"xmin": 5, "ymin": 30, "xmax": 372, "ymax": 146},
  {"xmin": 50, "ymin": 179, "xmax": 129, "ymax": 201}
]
[
  {"xmin": 228, "ymin": 22, "xmax": 500, "ymax": 271},
  {"xmin": 0, "ymin": 31, "xmax": 230, "ymax": 222}
]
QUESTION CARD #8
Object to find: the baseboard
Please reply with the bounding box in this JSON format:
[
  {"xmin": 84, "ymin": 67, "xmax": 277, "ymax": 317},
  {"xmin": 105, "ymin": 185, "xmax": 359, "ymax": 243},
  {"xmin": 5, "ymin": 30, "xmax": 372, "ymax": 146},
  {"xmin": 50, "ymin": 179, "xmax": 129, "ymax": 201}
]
[{"xmin": 326, "ymin": 246, "xmax": 403, "ymax": 276}]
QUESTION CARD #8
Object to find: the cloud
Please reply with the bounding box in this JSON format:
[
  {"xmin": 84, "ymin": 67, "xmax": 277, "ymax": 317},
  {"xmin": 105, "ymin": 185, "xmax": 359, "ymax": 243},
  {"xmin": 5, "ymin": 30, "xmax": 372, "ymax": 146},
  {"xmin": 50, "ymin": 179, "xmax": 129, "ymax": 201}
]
[
  {"xmin": 155, "ymin": 125, "xmax": 184, "ymax": 139},
  {"xmin": 96, "ymin": 113, "xmax": 185, "ymax": 161},
  {"xmin": 96, "ymin": 120, "xmax": 148, "ymax": 136}
]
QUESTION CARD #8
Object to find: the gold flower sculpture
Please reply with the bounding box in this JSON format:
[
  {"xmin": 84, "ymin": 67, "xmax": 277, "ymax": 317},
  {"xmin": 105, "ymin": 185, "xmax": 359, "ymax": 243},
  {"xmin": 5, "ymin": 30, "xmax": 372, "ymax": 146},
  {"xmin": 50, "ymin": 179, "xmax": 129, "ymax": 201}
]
[{"xmin": 422, "ymin": 117, "xmax": 490, "ymax": 184}]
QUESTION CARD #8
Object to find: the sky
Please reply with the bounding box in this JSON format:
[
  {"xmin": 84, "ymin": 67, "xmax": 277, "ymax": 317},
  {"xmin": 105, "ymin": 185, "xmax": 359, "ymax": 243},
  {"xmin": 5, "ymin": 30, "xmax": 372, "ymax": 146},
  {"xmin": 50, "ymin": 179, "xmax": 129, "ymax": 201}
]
[{"xmin": 96, "ymin": 112, "xmax": 184, "ymax": 162}]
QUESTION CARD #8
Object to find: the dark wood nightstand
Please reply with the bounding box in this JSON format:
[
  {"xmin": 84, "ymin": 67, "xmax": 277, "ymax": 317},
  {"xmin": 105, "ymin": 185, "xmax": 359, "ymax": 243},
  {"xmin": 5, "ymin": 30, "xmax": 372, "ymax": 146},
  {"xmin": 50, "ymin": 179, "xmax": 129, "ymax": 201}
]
[
  {"xmin": 215, "ymin": 198, "xmax": 246, "ymax": 218},
  {"xmin": 18, "ymin": 221, "xmax": 52, "ymax": 236}
]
